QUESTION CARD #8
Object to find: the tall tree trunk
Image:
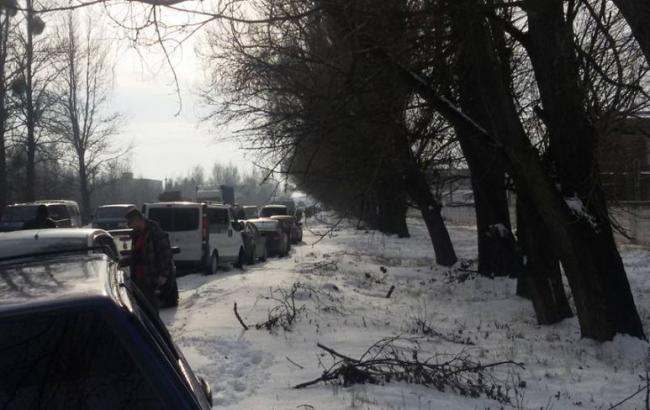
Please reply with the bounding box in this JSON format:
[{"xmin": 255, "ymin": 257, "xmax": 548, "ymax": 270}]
[
  {"xmin": 450, "ymin": 2, "xmax": 522, "ymax": 278},
  {"xmin": 24, "ymin": 0, "xmax": 35, "ymax": 202},
  {"xmin": 612, "ymin": 0, "xmax": 650, "ymax": 65},
  {"xmin": 395, "ymin": 135, "xmax": 457, "ymax": 266},
  {"xmin": 525, "ymin": 0, "xmax": 644, "ymax": 339},
  {"xmin": 78, "ymin": 158, "xmax": 91, "ymax": 223},
  {"xmin": 0, "ymin": 15, "xmax": 9, "ymax": 207},
  {"xmin": 454, "ymin": 124, "xmax": 522, "ymax": 277},
  {"xmin": 516, "ymin": 194, "xmax": 573, "ymax": 324}
]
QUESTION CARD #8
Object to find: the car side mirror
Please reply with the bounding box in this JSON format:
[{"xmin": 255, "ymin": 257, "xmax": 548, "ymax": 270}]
[
  {"xmin": 199, "ymin": 377, "xmax": 213, "ymax": 406},
  {"xmin": 171, "ymin": 246, "xmax": 181, "ymax": 255}
]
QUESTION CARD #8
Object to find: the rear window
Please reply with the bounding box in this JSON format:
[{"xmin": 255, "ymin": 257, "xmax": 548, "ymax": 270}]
[
  {"xmin": 0, "ymin": 309, "xmax": 164, "ymax": 409},
  {"xmin": 207, "ymin": 208, "xmax": 230, "ymax": 233},
  {"xmin": 96, "ymin": 207, "xmax": 130, "ymax": 219},
  {"xmin": 148, "ymin": 208, "xmax": 199, "ymax": 232},
  {"xmin": 1, "ymin": 206, "xmax": 37, "ymax": 222},
  {"xmin": 48, "ymin": 205, "xmax": 70, "ymax": 221},
  {"xmin": 259, "ymin": 206, "xmax": 287, "ymax": 217},
  {"xmin": 251, "ymin": 220, "xmax": 278, "ymax": 231}
]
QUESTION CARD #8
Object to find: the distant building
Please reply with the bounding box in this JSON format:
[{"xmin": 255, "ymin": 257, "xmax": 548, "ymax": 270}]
[
  {"xmin": 599, "ymin": 117, "xmax": 650, "ymax": 201},
  {"xmin": 92, "ymin": 173, "xmax": 163, "ymax": 211}
]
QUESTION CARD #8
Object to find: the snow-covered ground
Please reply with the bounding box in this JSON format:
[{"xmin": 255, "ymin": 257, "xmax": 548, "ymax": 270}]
[{"xmin": 161, "ymin": 217, "xmax": 650, "ymax": 409}]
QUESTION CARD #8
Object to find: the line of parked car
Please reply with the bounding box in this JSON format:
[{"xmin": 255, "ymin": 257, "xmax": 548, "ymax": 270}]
[{"xmin": 0, "ymin": 198, "xmax": 307, "ymax": 409}]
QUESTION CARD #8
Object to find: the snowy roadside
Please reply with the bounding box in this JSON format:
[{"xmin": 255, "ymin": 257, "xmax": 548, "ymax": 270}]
[{"xmin": 161, "ymin": 217, "xmax": 650, "ymax": 410}]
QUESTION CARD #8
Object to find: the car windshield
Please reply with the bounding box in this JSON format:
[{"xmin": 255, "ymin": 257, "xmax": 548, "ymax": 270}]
[
  {"xmin": 1, "ymin": 206, "xmax": 38, "ymax": 222},
  {"xmin": 148, "ymin": 208, "xmax": 199, "ymax": 232},
  {"xmin": 0, "ymin": 254, "xmax": 107, "ymax": 305},
  {"xmin": 0, "ymin": 308, "xmax": 164, "ymax": 409},
  {"xmin": 95, "ymin": 207, "xmax": 130, "ymax": 219}
]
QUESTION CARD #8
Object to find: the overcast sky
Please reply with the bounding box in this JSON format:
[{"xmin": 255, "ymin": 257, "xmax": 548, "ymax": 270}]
[{"xmin": 106, "ymin": 6, "xmax": 252, "ymax": 181}]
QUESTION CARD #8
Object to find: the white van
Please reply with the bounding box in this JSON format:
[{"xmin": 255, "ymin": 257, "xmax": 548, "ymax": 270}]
[{"xmin": 143, "ymin": 202, "xmax": 245, "ymax": 273}]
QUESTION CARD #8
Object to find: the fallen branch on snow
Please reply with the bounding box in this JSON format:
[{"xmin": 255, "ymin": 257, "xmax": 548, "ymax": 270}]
[
  {"xmin": 295, "ymin": 337, "xmax": 523, "ymax": 405},
  {"xmin": 233, "ymin": 302, "xmax": 249, "ymax": 331}
]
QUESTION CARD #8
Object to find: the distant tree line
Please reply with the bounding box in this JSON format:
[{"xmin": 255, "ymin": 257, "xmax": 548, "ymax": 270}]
[
  {"xmin": 201, "ymin": 0, "xmax": 650, "ymax": 341},
  {"xmin": 164, "ymin": 162, "xmax": 283, "ymax": 206},
  {"xmin": 0, "ymin": 5, "xmax": 124, "ymax": 220}
]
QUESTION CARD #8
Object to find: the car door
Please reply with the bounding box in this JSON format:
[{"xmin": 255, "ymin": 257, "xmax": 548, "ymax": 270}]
[
  {"xmin": 226, "ymin": 209, "xmax": 241, "ymax": 257},
  {"xmin": 207, "ymin": 207, "xmax": 235, "ymax": 259}
]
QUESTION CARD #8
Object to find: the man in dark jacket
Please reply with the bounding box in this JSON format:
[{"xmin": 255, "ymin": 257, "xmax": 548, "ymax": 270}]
[
  {"xmin": 23, "ymin": 205, "xmax": 57, "ymax": 229},
  {"xmin": 124, "ymin": 208, "xmax": 174, "ymax": 311}
]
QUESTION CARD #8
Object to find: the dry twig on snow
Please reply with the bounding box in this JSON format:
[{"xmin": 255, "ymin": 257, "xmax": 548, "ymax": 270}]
[{"xmin": 295, "ymin": 337, "xmax": 523, "ymax": 405}]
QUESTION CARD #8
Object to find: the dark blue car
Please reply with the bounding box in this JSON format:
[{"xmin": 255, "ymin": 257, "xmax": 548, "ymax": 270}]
[{"xmin": 0, "ymin": 246, "xmax": 212, "ymax": 409}]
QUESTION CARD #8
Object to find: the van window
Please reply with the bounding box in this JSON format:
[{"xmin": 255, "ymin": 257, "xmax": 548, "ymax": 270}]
[
  {"xmin": 207, "ymin": 208, "xmax": 229, "ymax": 233},
  {"xmin": 148, "ymin": 208, "xmax": 199, "ymax": 232}
]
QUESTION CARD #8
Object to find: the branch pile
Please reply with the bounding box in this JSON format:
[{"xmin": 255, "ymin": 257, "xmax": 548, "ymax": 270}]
[{"xmin": 295, "ymin": 337, "xmax": 523, "ymax": 405}]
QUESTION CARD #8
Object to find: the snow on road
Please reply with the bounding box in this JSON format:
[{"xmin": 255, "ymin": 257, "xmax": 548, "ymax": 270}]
[{"xmin": 161, "ymin": 217, "xmax": 650, "ymax": 409}]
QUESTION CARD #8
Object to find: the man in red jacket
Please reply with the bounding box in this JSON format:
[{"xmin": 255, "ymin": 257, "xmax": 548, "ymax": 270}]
[{"xmin": 124, "ymin": 208, "xmax": 174, "ymax": 312}]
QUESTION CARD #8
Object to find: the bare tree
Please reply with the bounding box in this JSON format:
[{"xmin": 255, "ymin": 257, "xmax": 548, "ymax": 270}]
[
  {"xmin": 51, "ymin": 11, "xmax": 122, "ymax": 221},
  {"xmin": 0, "ymin": 7, "xmax": 16, "ymax": 207}
]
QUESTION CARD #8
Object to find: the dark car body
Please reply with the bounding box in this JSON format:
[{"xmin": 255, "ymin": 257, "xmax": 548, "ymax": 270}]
[
  {"xmin": 241, "ymin": 221, "xmax": 267, "ymax": 264},
  {"xmin": 0, "ymin": 252, "xmax": 212, "ymax": 409},
  {"xmin": 92, "ymin": 204, "xmax": 136, "ymax": 230},
  {"xmin": 248, "ymin": 218, "xmax": 288, "ymax": 257},
  {"xmin": 271, "ymin": 215, "xmax": 303, "ymax": 244},
  {"xmin": 0, "ymin": 228, "xmax": 179, "ymax": 309}
]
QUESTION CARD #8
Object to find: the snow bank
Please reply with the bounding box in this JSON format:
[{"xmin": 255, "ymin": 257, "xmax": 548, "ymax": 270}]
[{"xmin": 161, "ymin": 215, "xmax": 650, "ymax": 409}]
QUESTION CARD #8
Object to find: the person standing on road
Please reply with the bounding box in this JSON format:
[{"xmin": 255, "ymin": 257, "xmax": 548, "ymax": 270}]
[
  {"xmin": 23, "ymin": 205, "xmax": 57, "ymax": 229},
  {"xmin": 124, "ymin": 208, "xmax": 173, "ymax": 312}
]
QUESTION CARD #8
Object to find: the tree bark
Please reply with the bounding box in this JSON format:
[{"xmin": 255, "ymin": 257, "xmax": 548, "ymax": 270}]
[
  {"xmin": 525, "ymin": 0, "xmax": 645, "ymax": 340},
  {"xmin": 516, "ymin": 194, "xmax": 573, "ymax": 324},
  {"xmin": 454, "ymin": 122, "xmax": 522, "ymax": 278},
  {"xmin": 612, "ymin": 0, "xmax": 650, "ymax": 65}
]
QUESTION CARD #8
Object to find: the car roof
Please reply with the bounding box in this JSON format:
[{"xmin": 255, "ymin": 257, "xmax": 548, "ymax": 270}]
[
  {"xmin": 0, "ymin": 253, "xmax": 116, "ymax": 310},
  {"xmin": 262, "ymin": 204, "xmax": 287, "ymax": 208},
  {"xmin": 0, "ymin": 228, "xmax": 107, "ymax": 241},
  {"xmin": 98, "ymin": 204, "xmax": 136, "ymax": 208},
  {"xmin": 0, "ymin": 228, "xmax": 110, "ymax": 259},
  {"xmin": 8, "ymin": 201, "xmax": 77, "ymax": 207},
  {"xmin": 270, "ymin": 215, "xmax": 295, "ymax": 220},
  {"xmin": 147, "ymin": 201, "xmax": 203, "ymax": 207}
]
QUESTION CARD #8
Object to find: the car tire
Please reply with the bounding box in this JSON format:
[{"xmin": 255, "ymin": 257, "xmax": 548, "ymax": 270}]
[
  {"xmin": 235, "ymin": 248, "xmax": 246, "ymax": 270},
  {"xmin": 260, "ymin": 246, "xmax": 268, "ymax": 262},
  {"xmin": 206, "ymin": 252, "xmax": 218, "ymax": 275},
  {"xmin": 160, "ymin": 279, "xmax": 179, "ymax": 308}
]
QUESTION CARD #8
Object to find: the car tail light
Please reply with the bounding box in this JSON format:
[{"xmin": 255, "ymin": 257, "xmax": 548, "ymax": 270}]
[{"xmin": 202, "ymin": 214, "xmax": 209, "ymax": 242}]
